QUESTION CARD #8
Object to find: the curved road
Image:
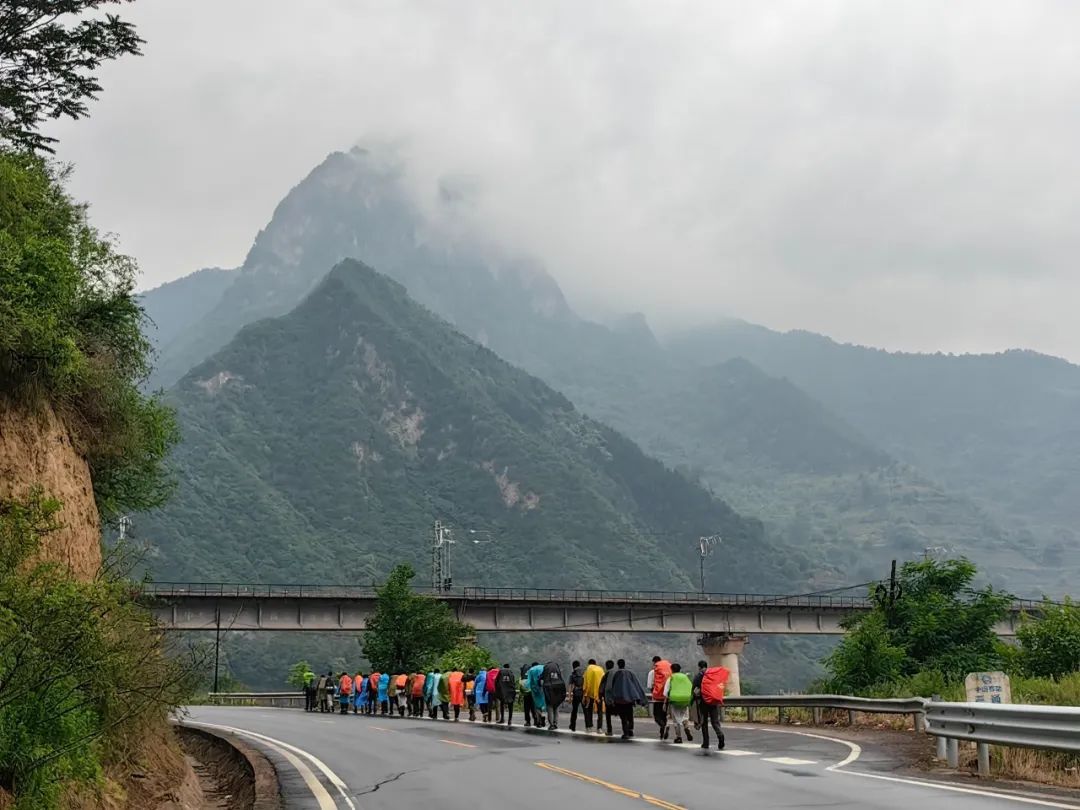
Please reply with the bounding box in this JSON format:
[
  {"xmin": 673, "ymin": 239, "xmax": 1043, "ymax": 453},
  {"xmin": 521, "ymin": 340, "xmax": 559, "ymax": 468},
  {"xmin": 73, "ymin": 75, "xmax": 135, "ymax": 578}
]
[{"xmin": 183, "ymin": 706, "xmax": 1080, "ymax": 810}]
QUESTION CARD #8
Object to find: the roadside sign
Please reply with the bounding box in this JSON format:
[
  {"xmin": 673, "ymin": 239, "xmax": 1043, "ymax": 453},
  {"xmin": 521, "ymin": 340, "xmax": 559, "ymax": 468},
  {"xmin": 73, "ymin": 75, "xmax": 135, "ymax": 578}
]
[{"xmin": 965, "ymin": 671, "xmax": 1011, "ymax": 704}]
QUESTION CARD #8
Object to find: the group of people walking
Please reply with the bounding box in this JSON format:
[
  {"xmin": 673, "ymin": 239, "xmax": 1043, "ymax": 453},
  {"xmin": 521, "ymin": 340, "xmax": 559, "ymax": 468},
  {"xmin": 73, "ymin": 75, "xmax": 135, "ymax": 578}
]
[{"xmin": 304, "ymin": 657, "xmax": 730, "ymax": 749}]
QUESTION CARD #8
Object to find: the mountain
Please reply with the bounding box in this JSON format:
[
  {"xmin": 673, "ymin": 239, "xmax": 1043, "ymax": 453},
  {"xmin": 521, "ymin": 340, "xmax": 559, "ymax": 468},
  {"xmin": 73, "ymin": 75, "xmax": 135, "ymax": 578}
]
[
  {"xmin": 141, "ymin": 143, "xmax": 1071, "ymax": 595},
  {"xmin": 140, "ymin": 260, "xmax": 796, "ymax": 592},
  {"xmin": 139, "ymin": 267, "xmax": 236, "ymax": 353},
  {"xmin": 149, "ymin": 148, "xmax": 575, "ymax": 389},
  {"xmin": 666, "ymin": 322, "xmax": 1080, "ymax": 588}
]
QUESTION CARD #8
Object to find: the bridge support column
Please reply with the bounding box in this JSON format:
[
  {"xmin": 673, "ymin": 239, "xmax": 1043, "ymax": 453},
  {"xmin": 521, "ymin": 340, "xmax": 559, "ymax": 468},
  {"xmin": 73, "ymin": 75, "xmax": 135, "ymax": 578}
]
[{"xmin": 699, "ymin": 633, "xmax": 748, "ymax": 697}]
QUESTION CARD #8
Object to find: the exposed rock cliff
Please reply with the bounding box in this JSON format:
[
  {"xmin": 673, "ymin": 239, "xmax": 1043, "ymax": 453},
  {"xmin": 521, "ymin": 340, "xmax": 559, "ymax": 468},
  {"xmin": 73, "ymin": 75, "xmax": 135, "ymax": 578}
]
[{"xmin": 0, "ymin": 401, "xmax": 101, "ymax": 580}]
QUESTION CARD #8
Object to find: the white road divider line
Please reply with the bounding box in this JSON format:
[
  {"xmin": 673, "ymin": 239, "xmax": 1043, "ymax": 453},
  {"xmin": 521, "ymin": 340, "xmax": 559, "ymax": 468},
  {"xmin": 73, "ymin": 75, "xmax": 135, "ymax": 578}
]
[
  {"xmin": 186, "ymin": 721, "xmax": 356, "ymax": 810},
  {"xmin": 763, "ymin": 756, "xmax": 818, "ymax": 766},
  {"xmin": 186, "ymin": 722, "xmax": 337, "ymax": 810},
  {"xmin": 747, "ymin": 723, "xmax": 1080, "ymax": 809}
]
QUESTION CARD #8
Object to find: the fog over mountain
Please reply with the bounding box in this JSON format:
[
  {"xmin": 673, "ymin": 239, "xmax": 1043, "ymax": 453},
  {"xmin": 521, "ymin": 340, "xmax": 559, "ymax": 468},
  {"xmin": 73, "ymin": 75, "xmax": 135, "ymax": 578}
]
[{"xmin": 51, "ymin": 0, "xmax": 1080, "ymax": 362}]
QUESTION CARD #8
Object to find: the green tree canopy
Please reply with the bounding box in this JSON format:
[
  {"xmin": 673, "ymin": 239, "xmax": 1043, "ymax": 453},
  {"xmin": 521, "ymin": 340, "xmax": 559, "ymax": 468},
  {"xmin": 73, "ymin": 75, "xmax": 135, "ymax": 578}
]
[
  {"xmin": 361, "ymin": 564, "xmax": 469, "ymax": 673},
  {"xmin": 437, "ymin": 644, "xmax": 497, "ymax": 674},
  {"xmin": 0, "ymin": 1, "xmax": 143, "ymax": 153},
  {"xmin": 0, "ymin": 150, "xmax": 177, "ymax": 519},
  {"xmin": 825, "ymin": 558, "xmax": 1012, "ymax": 692},
  {"xmin": 1018, "ymin": 599, "xmax": 1080, "ymax": 679},
  {"xmin": 286, "ymin": 659, "xmax": 314, "ymax": 689}
]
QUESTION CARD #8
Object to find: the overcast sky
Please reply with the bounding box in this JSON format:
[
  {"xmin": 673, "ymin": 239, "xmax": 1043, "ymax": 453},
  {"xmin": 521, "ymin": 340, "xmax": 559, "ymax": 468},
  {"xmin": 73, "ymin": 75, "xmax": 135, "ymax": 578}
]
[{"xmin": 50, "ymin": 0, "xmax": 1080, "ymax": 362}]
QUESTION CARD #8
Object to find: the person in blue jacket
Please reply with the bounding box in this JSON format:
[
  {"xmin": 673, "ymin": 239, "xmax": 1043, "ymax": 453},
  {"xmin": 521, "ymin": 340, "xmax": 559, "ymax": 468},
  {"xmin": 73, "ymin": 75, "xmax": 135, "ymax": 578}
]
[
  {"xmin": 424, "ymin": 670, "xmax": 437, "ymax": 718},
  {"xmin": 355, "ymin": 672, "xmax": 368, "ymax": 714},
  {"xmin": 378, "ymin": 672, "xmax": 390, "ymax": 715},
  {"xmin": 352, "ymin": 671, "xmax": 365, "ymax": 714},
  {"xmin": 475, "ymin": 667, "xmax": 489, "ymax": 722},
  {"xmin": 527, "ymin": 662, "xmax": 546, "ymax": 727}
]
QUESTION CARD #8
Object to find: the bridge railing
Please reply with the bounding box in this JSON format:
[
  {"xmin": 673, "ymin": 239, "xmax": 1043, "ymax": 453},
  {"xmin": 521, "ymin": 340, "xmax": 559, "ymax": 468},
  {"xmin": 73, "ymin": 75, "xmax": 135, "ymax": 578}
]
[
  {"xmin": 140, "ymin": 581, "xmax": 873, "ymax": 608},
  {"xmin": 140, "ymin": 583, "xmax": 1052, "ymax": 615}
]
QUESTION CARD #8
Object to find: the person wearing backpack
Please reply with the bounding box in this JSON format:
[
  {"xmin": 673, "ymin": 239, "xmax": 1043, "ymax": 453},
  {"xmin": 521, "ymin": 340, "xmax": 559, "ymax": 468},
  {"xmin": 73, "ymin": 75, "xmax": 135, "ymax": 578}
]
[
  {"xmin": 692, "ymin": 659, "xmax": 728, "ymax": 750},
  {"xmin": 541, "ymin": 661, "xmax": 567, "ymax": 730},
  {"xmin": 495, "ymin": 663, "xmax": 517, "ymax": 726},
  {"xmin": 567, "ymin": 661, "xmax": 585, "ymax": 732},
  {"xmin": 647, "ymin": 656, "xmax": 673, "ymax": 739},
  {"xmin": 662, "ymin": 663, "xmax": 694, "ymax": 743}
]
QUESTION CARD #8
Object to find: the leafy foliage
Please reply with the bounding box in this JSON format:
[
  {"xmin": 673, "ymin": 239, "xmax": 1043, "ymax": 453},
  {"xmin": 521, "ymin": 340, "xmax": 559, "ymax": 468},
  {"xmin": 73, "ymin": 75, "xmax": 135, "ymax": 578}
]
[
  {"xmin": 361, "ymin": 564, "xmax": 469, "ymax": 673},
  {"xmin": 0, "ymin": 491, "xmax": 200, "ymax": 808},
  {"xmin": 438, "ymin": 644, "xmax": 497, "ymax": 674},
  {"xmin": 1018, "ymin": 599, "xmax": 1080, "ymax": 679},
  {"xmin": 824, "ymin": 558, "xmax": 1012, "ymax": 692},
  {"xmin": 0, "ymin": 149, "xmax": 178, "ymax": 519},
  {"xmin": 286, "ymin": 659, "xmax": 314, "ymax": 689},
  {"xmin": 0, "ymin": 1, "xmax": 143, "ymax": 153}
]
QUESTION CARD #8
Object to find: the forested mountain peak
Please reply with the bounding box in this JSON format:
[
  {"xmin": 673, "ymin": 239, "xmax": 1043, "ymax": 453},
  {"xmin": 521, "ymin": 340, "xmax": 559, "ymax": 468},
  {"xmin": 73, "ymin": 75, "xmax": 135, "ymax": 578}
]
[{"xmin": 142, "ymin": 259, "xmax": 798, "ymax": 591}]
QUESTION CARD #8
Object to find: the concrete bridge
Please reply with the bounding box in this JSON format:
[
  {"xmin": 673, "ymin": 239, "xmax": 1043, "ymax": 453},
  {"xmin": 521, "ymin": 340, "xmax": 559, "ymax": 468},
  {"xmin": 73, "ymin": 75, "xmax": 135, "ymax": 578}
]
[
  {"xmin": 142, "ymin": 582, "xmax": 1043, "ymax": 696},
  {"xmin": 143, "ymin": 582, "xmax": 1037, "ymax": 637}
]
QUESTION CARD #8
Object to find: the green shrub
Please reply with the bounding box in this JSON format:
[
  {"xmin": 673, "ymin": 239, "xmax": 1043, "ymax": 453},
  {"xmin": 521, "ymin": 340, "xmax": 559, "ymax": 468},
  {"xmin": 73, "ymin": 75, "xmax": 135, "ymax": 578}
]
[
  {"xmin": 0, "ymin": 492, "xmax": 200, "ymax": 807},
  {"xmin": 0, "ymin": 150, "xmax": 177, "ymax": 519}
]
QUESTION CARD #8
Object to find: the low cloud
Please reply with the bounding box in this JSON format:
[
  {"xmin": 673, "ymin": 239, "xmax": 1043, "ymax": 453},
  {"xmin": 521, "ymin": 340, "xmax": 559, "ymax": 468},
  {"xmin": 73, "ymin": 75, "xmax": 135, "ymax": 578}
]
[{"xmin": 51, "ymin": 0, "xmax": 1080, "ymax": 361}]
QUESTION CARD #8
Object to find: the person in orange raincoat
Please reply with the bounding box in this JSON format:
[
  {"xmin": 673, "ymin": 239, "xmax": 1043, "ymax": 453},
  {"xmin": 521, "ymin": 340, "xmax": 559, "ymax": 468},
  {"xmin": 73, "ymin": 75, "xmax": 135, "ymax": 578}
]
[
  {"xmin": 394, "ymin": 674, "xmax": 408, "ymax": 716},
  {"xmin": 337, "ymin": 672, "xmax": 353, "ymax": 715},
  {"xmin": 410, "ymin": 671, "xmax": 426, "ymax": 717},
  {"xmin": 448, "ymin": 670, "xmax": 465, "ymax": 721},
  {"xmin": 367, "ymin": 672, "xmax": 380, "ymax": 715}
]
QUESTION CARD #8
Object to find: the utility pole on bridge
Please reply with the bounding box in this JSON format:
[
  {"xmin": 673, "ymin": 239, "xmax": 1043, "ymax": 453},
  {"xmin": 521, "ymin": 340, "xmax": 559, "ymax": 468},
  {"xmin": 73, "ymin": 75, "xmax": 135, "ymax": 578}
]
[
  {"xmin": 432, "ymin": 520, "xmax": 454, "ymax": 592},
  {"xmin": 698, "ymin": 535, "xmax": 722, "ymax": 593}
]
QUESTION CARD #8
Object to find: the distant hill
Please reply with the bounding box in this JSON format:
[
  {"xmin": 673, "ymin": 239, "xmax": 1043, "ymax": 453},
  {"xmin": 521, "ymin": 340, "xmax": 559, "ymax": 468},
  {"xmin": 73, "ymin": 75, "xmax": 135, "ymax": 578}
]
[
  {"xmin": 139, "ymin": 267, "xmax": 236, "ymax": 353},
  {"xmin": 666, "ymin": 322, "xmax": 1080, "ymax": 589},
  {"xmin": 140, "ymin": 261, "xmax": 793, "ymax": 591}
]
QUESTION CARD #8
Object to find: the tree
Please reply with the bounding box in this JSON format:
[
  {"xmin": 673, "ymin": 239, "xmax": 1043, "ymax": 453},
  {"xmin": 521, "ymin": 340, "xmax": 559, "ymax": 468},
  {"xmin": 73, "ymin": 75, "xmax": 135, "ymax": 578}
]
[
  {"xmin": 1017, "ymin": 599, "xmax": 1080, "ymax": 679},
  {"xmin": 0, "ymin": 150, "xmax": 177, "ymax": 519},
  {"xmin": 0, "ymin": 1, "xmax": 143, "ymax": 153},
  {"xmin": 438, "ymin": 644, "xmax": 497, "ymax": 674},
  {"xmin": 286, "ymin": 660, "xmax": 314, "ymax": 689},
  {"xmin": 825, "ymin": 558, "xmax": 1012, "ymax": 693},
  {"xmin": 361, "ymin": 564, "xmax": 469, "ymax": 673}
]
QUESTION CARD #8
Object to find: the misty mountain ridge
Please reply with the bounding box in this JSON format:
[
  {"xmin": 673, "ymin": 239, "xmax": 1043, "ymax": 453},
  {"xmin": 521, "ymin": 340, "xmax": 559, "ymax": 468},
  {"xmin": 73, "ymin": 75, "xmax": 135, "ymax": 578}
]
[
  {"xmin": 140, "ymin": 142, "xmax": 1078, "ymax": 594},
  {"xmin": 140, "ymin": 259, "xmax": 794, "ymax": 592}
]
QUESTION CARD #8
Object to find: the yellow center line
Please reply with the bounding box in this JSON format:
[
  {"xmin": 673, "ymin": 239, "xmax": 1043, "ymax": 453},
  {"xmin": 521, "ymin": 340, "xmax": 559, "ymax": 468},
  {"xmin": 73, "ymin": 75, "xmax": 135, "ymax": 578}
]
[
  {"xmin": 534, "ymin": 762, "xmax": 686, "ymax": 810},
  {"xmin": 439, "ymin": 739, "xmax": 477, "ymax": 748}
]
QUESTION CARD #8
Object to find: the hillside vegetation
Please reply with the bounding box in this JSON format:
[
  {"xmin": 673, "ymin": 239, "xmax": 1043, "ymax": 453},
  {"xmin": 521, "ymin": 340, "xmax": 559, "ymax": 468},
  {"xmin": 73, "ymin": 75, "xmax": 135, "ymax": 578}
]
[
  {"xmin": 141, "ymin": 260, "xmax": 797, "ymax": 591},
  {"xmin": 142, "ymin": 145, "xmax": 1068, "ymax": 598}
]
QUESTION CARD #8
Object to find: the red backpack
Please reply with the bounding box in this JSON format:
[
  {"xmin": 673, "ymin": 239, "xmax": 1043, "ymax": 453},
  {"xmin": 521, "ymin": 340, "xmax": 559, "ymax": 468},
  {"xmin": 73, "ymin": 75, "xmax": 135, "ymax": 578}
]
[{"xmin": 700, "ymin": 666, "xmax": 730, "ymax": 705}]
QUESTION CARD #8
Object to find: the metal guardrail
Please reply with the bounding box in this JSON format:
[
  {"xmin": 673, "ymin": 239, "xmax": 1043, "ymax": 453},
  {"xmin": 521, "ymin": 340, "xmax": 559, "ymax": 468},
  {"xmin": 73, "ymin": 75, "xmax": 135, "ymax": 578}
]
[
  {"xmin": 926, "ymin": 701, "xmax": 1080, "ymax": 775},
  {"xmin": 724, "ymin": 694, "xmax": 927, "ymax": 730},
  {"xmin": 206, "ymin": 691, "xmax": 304, "ymax": 707}
]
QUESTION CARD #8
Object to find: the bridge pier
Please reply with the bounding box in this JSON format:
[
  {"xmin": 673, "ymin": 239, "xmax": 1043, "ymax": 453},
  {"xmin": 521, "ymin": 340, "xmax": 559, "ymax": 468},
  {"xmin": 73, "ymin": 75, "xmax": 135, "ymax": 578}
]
[{"xmin": 699, "ymin": 633, "xmax": 748, "ymax": 697}]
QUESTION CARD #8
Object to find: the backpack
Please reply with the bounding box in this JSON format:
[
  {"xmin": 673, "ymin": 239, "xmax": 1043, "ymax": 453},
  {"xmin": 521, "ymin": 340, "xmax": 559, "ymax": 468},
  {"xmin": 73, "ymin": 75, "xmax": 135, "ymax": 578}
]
[
  {"xmin": 700, "ymin": 666, "xmax": 730, "ymax": 705},
  {"xmin": 667, "ymin": 672, "xmax": 693, "ymax": 707},
  {"xmin": 651, "ymin": 660, "xmax": 672, "ymax": 701}
]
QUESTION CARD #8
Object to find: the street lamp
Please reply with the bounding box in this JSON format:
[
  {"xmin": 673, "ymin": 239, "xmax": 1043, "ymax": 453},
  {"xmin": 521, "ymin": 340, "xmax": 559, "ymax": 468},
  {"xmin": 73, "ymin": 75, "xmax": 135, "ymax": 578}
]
[
  {"xmin": 698, "ymin": 535, "xmax": 721, "ymax": 594},
  {"xmin": 465, "ymin": 528, "xmax": 496, "ymax": 545}
]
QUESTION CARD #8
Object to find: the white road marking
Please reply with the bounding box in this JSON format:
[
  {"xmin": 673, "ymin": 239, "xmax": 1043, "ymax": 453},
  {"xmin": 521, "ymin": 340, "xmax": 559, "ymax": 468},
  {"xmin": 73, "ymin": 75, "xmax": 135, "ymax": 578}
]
[
  {"xmin": 187, "ymin": 722, "xmax": 337, "ymax": 810},
  {"xmin": 717, "ymin": 749, "xmax": 757, "ymax": 756},
  {"xmin": 745, "ymin": 724, "xmax": 1080, "ymax": 809},
  {"xmin": 837, "ymin": 770, "xmax": 1080, "ymax": 809},
  {"xmin": 763, "ymin": 756, "xmax": 818, "ymax": 766},
  {"xmin": 187, "ymin": 721, "xmax": 356, "ymax": 810}
]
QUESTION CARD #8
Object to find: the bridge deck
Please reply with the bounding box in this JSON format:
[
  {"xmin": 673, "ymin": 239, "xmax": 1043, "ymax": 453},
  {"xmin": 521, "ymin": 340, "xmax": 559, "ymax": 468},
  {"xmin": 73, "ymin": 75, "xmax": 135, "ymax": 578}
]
[{"xmin": 141, "ymin": 583, "xmax": 1035, "ymax": 636}]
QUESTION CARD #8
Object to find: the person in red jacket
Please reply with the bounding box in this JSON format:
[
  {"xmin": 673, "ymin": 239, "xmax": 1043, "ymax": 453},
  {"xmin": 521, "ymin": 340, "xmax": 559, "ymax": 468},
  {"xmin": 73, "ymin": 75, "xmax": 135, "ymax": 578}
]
[
  {"xmin": 692, "ymin": 659, "xmax": 726, "ymax": 750},
  {"xmin": 485, "ymin": 667, "xmax": 500, "ymax": 723},
  {"xmin": 337, "ymin": 672, "xmax": 353, "ymax": 715}
]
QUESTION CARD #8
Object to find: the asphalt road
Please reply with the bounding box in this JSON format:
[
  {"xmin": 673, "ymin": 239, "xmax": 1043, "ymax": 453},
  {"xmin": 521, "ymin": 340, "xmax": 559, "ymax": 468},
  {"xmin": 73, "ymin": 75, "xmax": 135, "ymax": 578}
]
[{"xmin": 182, "ymin": 706, "xmax": 1080, "ymax": 810}]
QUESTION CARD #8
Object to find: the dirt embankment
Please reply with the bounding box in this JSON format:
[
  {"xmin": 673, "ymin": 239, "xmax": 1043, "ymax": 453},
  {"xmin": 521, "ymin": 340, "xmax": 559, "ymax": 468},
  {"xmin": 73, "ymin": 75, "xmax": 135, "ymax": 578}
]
[{"xmin": 0, "ymin": 400, "xmax": 102, "ymax": 579}]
